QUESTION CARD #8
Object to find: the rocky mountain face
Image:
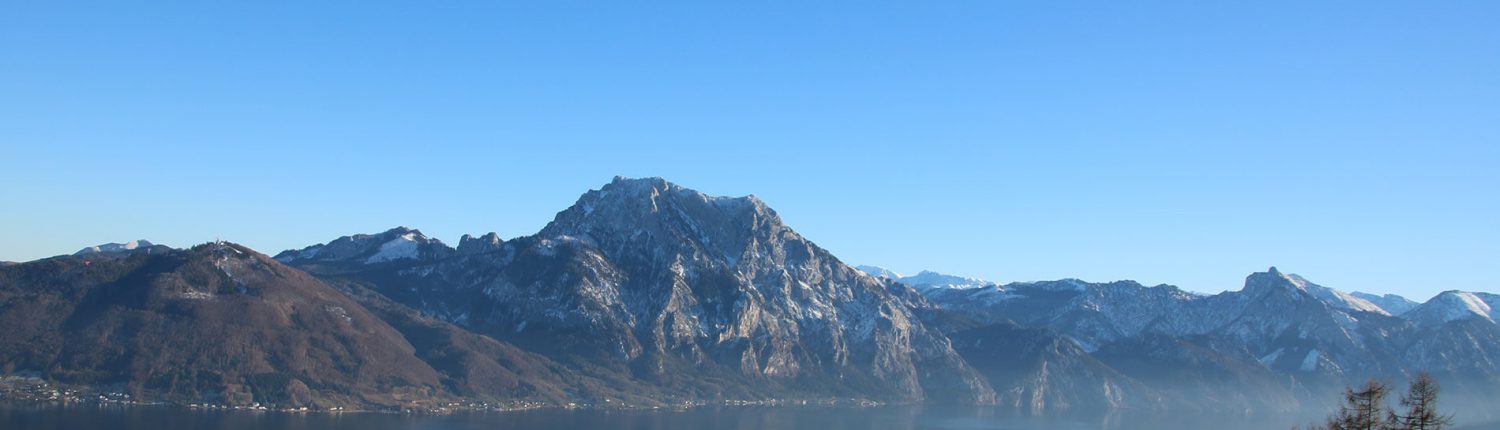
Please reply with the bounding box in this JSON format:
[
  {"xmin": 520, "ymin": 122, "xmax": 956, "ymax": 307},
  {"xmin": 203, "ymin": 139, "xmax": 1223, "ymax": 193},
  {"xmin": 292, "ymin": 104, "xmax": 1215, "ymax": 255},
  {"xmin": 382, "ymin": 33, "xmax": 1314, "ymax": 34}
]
[{"xmin": 276, "ymin": 177, "xmax": 993, "ymax": 404}]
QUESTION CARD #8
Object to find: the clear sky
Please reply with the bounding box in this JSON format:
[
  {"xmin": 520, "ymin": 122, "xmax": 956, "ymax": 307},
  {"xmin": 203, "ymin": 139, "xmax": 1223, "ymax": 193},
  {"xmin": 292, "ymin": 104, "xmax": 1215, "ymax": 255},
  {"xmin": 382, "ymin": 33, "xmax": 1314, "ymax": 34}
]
[{"xmin": 3, "ymin": 2, "xmax": 1497, "ymax": 299}]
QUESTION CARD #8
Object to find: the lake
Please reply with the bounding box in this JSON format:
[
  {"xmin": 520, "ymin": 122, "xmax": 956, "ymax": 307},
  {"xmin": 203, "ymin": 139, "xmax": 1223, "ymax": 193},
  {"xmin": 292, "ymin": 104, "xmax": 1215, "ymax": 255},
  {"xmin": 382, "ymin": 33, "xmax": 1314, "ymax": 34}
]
[
  {"xmin": 7, "ymin": 403, "xmax": 1500, "ymax": 429},
  {"xmin": 0, "ymin": 403, "xmax": 1350, "ymax": 430}
]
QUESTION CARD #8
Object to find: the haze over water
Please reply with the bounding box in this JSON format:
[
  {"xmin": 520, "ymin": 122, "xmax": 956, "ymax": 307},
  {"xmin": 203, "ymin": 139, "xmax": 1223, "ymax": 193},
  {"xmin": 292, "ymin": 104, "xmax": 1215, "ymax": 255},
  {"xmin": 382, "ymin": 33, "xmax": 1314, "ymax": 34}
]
[{"xmin": 0, "ymin": 404, "xmax": 1370, "ymax": 430}]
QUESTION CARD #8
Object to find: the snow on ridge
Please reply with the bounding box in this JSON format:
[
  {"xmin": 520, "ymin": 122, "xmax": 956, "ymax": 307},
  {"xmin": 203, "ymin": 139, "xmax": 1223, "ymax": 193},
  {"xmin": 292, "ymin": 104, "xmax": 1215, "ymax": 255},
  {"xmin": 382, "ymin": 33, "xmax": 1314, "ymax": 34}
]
[
  {"xmin": 1408, "ymin": 290, "xmax": 1499, "ymax": 325},
  {"xmin": 1266, "ymin": 272, "xmax": 1392, "ymax": 317},
  {"xmin": 1282, "ymin": 273, "xmax": 1312, "ymax": 290},
  {"xmin": 1293, "ymin": 277, "xmax": 1389, "ymax": 315},
  {"xmin": 1444, "ymin": 291, "xmax": 1494, "ymax": 321},
  {"xmin": 75, "ymin": 240, "xmax": 159, "ymax": 255},
  {"xmin": 365, "ymin": 233, "xmax": 422, "ymax": 264},
  {"xmin": 1351, "ymin": 292, "xmax": 1419, "ymax": 316}
]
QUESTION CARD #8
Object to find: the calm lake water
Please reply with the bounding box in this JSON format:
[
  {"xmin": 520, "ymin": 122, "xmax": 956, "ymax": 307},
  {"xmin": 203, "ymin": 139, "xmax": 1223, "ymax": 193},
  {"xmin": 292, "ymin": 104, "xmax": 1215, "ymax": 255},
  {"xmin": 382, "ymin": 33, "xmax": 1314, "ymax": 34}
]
[{"xmin": 4, "ymin": 403, "xmax": 1496, "ymax": 430}]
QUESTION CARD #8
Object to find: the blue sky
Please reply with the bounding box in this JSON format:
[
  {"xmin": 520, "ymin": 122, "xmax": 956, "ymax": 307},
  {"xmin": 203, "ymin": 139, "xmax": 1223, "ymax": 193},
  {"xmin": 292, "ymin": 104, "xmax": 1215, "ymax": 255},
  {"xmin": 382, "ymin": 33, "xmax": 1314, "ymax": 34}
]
[{"xmin": 3, "ymin": 2, "xmax": 1497, "ymax": 299}]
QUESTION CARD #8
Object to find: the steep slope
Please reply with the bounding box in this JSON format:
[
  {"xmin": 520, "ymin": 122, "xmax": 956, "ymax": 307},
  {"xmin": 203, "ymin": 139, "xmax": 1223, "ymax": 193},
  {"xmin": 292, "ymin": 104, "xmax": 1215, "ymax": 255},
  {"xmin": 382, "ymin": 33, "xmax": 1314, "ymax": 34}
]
[
  {"xmin": 944, "ymin": 320, "xmax": 1163, "ymax": 413},
  {"xmin": 1205, "ymin": 269, "xmax": 1408, "ymax": 381},
  {"xmin": 0, "ymin": 242, "xmax": 575, "ymax": 409},
  {"xmin": 1280, "ymin": 273, "xmax": 1389, "ymax": 315},
  {"xmin": 1092, "ymin": 334, "xmax": 1302, "ymax": 414},
  {"xmin": 1396, "ymin": 315, "xmax": 1500, "ymax": 415},
  {"xmin": 324, "ymin": 279, "xmax": 654, "ymax": 406},
  {"xmin": 283, "ymin": 177, "xmax": 995, "ymax": 404}
]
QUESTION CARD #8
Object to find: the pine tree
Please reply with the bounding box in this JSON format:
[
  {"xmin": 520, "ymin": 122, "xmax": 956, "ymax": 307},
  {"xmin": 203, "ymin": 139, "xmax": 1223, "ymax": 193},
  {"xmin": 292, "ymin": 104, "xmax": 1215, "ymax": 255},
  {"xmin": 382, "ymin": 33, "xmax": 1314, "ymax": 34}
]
[
  {"xmin": 1392, "ymin": 372, "xmax": 1453, "ymax": 430},
  {"xmin": 1323, "ymin": 379, "xmax": 1397, "ymax": 430}
]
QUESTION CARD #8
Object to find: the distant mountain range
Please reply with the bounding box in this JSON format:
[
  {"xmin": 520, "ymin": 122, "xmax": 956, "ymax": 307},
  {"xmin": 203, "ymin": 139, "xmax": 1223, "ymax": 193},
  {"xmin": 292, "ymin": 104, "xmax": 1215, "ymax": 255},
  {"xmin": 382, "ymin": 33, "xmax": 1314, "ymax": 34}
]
[
  {"xmin": 2, "ymin": 177, "xmax": 1497, "ymax": 417},
  {"xmin": 855, "ymin": 266, "xmax": 991, "ymax": 291},
  {"xmin": 901, "ymin": 266, "xmax": 1500, "ymax": 414}
]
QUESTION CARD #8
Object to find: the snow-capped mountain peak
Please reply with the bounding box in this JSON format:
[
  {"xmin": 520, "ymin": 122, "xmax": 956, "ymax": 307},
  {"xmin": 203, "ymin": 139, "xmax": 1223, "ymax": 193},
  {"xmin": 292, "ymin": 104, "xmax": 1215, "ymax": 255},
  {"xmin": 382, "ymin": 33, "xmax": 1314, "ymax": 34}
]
[
  {"xmin": 1242, "ymin": 267, "xmax": 1388, "ymax": 315},
  {"xmin": 366, "ymin": 231, "xmax": 424, "ymax": 263},
  {"xmin": 1406, "ymin": 290, "xmax": 1500, "ymax": 325}
]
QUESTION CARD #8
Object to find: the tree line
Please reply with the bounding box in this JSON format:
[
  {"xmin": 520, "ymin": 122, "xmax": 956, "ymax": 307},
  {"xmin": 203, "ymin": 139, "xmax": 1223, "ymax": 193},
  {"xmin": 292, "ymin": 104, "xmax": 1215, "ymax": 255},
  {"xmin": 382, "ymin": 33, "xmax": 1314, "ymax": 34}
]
[{"xmin": 1300, "ymin": 372, "xmax": 1454, "ymax": 430}]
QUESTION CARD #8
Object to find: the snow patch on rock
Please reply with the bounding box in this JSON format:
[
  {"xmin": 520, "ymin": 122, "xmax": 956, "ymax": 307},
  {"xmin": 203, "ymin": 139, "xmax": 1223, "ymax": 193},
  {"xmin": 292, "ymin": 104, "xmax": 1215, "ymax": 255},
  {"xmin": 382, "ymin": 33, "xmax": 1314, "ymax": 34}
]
[
  {"xmin": 366, "ymin": 233, "xmax": 421, "ymax": 263},
  {"xmin": 1300, "ymin": 349, "xmax": 1321, "ymax": 372}
]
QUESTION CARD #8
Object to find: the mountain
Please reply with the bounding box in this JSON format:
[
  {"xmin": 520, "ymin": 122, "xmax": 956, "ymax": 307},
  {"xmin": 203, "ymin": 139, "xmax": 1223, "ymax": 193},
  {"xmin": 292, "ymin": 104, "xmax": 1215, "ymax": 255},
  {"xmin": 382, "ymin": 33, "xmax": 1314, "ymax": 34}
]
[
  {"xmin": 5, "ymin": 176, "xmax": 1499, "ymax": 417},
  {"xmin": 919, "ymin": 266, "xmax": 1500, "ymax": 415},
  {"xmin": 1209, "ymin": 269, "xmax": 1405, "ymax": 377},
  {"xmin": 1392, "ymin": 291, "xmax": 1500, "ymax": 413},
  {"xmin": 275, "ymin": 227, "xmax": 454, "ymax": 269},
  {"xmin": 1278, "ymin": 272, "xmax": 1389, "ymax": 315},
  {"xmin": 1091, "ymin": 333, "xmax": 1301, "ymax": 414},
  {"xmin": 0, "ymin": 242, "xmax": 585, "ymax": 409},
  {"xmin": 1350, "ymin": 292, "xmax": 1418, "ymax": 316},
  {"xmin": 922, "ymin": 268, "xmax": 1401, "ymax": 358},
  {"xmin": 74, "ymin": 240, "xmax": 172, "ymax": 256},
  {"xmin": 279, "ymin": 177, "xmax": 995, "ymax": 404},
  {"xmin": 921, "ymin": 278, "xmax": 1196, "ymax": 351},
  {"xmin": 1404, "ymin": 291, "xmax": 1499, "ymax": 326},
  {"xmin": 942, "ymin": 318, "xmax": 1164, "ymax": 412}
]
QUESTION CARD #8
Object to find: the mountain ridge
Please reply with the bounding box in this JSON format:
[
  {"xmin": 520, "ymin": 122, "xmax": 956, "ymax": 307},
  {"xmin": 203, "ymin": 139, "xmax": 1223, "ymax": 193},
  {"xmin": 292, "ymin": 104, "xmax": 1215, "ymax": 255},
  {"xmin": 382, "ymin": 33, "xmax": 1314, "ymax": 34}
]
[{"xmin": 3, "ymin": 176, "xmax": 1498, "ymax": 417}]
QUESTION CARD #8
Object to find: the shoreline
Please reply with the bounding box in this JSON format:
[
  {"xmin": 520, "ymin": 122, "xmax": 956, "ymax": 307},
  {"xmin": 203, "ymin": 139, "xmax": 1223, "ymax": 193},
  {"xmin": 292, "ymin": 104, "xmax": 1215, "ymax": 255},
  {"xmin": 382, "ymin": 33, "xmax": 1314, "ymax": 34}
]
[{"xmin": 1, "ymin": 375, "xmax": 891, "ymax": 416}]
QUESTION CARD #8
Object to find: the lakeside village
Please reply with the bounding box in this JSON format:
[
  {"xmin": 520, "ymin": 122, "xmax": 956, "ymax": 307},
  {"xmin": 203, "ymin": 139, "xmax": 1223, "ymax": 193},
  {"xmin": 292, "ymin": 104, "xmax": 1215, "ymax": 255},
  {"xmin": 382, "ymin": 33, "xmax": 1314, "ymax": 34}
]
[{"xmin": 1, "ymin": 375, "xmax": 884, "ymax": 414}]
